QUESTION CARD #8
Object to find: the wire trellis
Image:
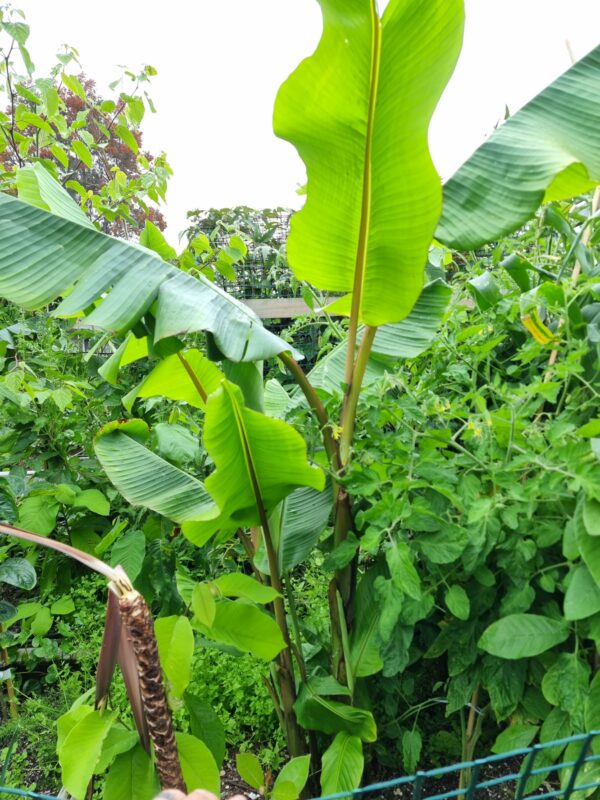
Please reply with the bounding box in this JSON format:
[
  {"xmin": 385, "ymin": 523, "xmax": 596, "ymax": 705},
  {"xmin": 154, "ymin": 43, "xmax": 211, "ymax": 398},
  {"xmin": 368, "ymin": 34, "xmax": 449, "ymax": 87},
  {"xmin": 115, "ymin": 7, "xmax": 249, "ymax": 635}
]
[{"xmin": 188, "ymin": 207, "xmax": 299, "ymax": 301}]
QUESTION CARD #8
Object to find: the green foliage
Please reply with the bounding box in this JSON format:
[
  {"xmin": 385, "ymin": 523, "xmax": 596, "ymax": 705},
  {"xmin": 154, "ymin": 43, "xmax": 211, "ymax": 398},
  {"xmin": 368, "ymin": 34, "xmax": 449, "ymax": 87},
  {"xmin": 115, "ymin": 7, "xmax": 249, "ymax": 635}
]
[
  {"xmin": 176, "ymin": 732, "xmax": 220, "ymax": 795},
  {"xmin": 236, "ymin": 752, "xmax": 265, "ymax": 791},
  {"xmin": 189, "ymin": 647, "xmax": 284, "ymax": 760},
  {"xmin": 437, "ymin": 47, "xmax": 600, "ymax": 249},
  {"xmin": 2, "ymin": 1, "xmax": 600, "ymax": 798},
  {"xmin": 479, "ymin": 615, "xmax": 570, "ymax": 659},
  {"xmin": 338, "ymin": 212, "xmax": 600, "ymax": 770},
  {"xmin": 94, "ymin": 419, "xmax": 216, "ymax": 522},
  {"xmin": 0, "ymin": 9, "xmax": 171, "ymax": 238},
  {"xmin": 0, "ymin": 165, "xmax": 295, "ymax": 362},
  {"xmin": 184, "ymin": 691, "xmax": 226, "ymax": 766},
  {"xmin": 271, "ymin": 755, "xmax": 311, "ymax": 800},
  {"xmin": 0, "ymin": 670, "xmax": 87, "ymax": 791},
  {"xmin": 104, "ymin": 744, "xmax": 159, "ymax": 800},
  {"xmin": 274, "ymin": 0, "xmax": 463, "ymax": 325},
  {"xmin": 320, "ymin": 732, "xmax": 363, "ymax": 796},
  {"xmin": 203, "ymin": 379, "xmax": 324, "ymax": 526},
  {"xmin": 155, "ymin": 615, "xmax": 194, "ymax": 699},
  {"xmin": 183, "ymin": 207, "xmax": 295, "ymax": 300},
  {"xmin": 57, "ymin": 707, "xmax": 116, "ymax": 799}
]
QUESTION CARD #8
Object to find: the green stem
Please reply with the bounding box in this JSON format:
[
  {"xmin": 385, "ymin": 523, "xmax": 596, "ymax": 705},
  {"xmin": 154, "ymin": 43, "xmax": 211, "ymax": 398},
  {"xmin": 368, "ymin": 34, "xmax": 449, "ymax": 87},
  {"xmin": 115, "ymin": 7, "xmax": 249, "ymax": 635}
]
[
  {"xmin": 0, "ymin": 624, "xmax": 17, "ymax": 719},
  {"xmin": 284, "ymin": 578, "xmax": 320, "ymax": 779},
  {"xmin": 285, "ymin": 573, "xmax": 307, "ymax": 683},
  {"xmin": 264, "ymin": 673, "xmax": 285, "ymax": 732},
  {"xmin": 336, "ymin": 590, "xmax": 354, "ymax": 699},
  {"xmin": 340, "ymin": 326, "xmax": 377, "ymax": 464},
  {"xmin": 227, "ymin": 388, "xmax": 305, "ymax": 756},
  {"xmin": 236, "ymin": 528, "xmax": 264, "ymax": 583},
  {"xmin": 328, "ymin": 490, "xmax": 354, "ymax": 683},
  {"xmin": 261, "ymin": 513, "xmax": 305, "ymax": 757},
  {"xmin": 332, "ymin": 325, "xmax": 376, "ymax": 676},
  {"xmin": 279, "ymin": 351, "xmax": 342, "ymax": 473},
  {"xmin": 305, "ymin": 285, "xmax": 346, "ymax": 340},
  {"xmin": 556, "ymin": 204, "xmax": 600, "ymax": 281},
  {"xmin": 328, "ymin": 581, "xmax": 345, "ymax": 684}
]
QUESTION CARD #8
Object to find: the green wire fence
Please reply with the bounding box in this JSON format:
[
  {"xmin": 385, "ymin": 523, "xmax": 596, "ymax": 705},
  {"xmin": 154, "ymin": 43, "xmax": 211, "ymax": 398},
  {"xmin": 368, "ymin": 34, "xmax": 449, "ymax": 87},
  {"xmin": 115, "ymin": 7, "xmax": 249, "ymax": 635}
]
[
  {"xmin": 1, "ymin": 731, "xmax": 600, "ymax": 800},
  {"xmin": 315, "ymin": 732, "xmax": 600, "ymax": 800}
]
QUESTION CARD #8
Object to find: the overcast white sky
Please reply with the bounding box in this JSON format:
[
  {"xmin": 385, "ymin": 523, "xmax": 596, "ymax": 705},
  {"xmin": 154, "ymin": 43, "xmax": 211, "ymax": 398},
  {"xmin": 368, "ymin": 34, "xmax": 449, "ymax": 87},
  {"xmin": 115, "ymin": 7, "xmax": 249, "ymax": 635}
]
[{"xmin": 14, "ymin": 1, "xmax": 600, "ymax": 243}]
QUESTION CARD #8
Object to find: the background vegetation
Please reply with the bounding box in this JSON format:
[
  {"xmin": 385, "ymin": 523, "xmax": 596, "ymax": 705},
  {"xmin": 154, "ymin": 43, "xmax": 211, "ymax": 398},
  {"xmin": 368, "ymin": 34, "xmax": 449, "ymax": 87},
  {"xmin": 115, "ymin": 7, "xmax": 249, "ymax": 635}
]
[{"xmin": 0, "ymin": 3, "xmax": 599, "ymax": 799}]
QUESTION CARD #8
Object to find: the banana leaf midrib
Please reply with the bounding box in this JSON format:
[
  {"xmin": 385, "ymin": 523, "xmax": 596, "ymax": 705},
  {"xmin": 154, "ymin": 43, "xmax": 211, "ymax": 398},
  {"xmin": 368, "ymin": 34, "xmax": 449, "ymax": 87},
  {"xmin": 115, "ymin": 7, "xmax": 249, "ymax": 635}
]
[
  {"xmin": 224, "ymin": 381, "xmax": 268, "ymax": 521},
  {"xmin": 348, "ymin": 0, "xmax": 381, "ymax": 329}
]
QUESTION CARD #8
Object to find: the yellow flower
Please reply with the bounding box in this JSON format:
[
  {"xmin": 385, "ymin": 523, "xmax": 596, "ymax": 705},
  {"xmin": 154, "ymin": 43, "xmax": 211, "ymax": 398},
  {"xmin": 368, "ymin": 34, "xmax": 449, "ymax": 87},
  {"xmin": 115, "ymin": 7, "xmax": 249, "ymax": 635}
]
[{"xmin": 331, "ymin": 424, "xmax": 343, "ymax": 441}]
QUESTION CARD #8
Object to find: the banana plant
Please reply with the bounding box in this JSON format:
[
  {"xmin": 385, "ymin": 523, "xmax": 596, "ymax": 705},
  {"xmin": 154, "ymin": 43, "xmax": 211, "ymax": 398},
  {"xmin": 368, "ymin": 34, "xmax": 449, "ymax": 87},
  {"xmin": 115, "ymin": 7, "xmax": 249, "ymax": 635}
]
[
  {"xmin": 1, "ymin": 0, "xmax": 600, "ymax": 796},
  {"xmin": 272, "ymin": 0, "xmax": 600, "ymax": 711}
]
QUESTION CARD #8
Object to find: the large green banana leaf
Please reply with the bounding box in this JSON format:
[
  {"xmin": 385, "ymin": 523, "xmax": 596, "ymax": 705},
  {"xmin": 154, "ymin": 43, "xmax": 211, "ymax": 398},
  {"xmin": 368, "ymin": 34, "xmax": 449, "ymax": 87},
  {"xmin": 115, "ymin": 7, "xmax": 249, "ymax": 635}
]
[
  {"xmin": 204, "ymin": 381, "xmax": 325, "ymax": 527},
  {"xmin": 94, "ymin": 420, "xmax": 217, "ymax": 523},
  {"xmin": 437, "ymin": 45, "xmax": 600, "ymax": 250},
  {"xmin": 0, "ymin": 164, "xmax": 298, "ymax": 362},
  {"xmin": 273, "ymin": 0, "xmax": 463, "ymax": 326}
]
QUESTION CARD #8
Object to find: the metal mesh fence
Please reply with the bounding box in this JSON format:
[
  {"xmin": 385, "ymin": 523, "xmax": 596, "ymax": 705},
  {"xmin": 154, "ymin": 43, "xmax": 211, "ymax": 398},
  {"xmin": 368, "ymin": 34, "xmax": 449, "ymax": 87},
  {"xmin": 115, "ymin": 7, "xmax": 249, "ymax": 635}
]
[
  {"xmin": 2, "ymin": 732, "xmax": 600, "ymax": 800},
  {"xmin": 186, "ymin": 207, "xmax": 299, "ymax": 300}
]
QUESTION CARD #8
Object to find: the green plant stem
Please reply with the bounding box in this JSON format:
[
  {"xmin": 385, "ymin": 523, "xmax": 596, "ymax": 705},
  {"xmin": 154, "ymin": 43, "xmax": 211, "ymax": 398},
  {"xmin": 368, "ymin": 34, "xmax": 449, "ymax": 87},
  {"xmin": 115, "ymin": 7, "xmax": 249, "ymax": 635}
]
[
  {"xmin": 464, "ymin": 687, "xmax": 479, "ymax": 757},
  {"xmin": 459, "ymin": 700, "xmax": 488, "ymax": 794},
  {"xmin": 336, "ymin": 590, "xmax": 354, "ymax": 699},
  {"xmin": 280, "ymin": 579, "xmax": 321, "ymax": 781},
  {"xmin": 556, "ymin": 202, "xmax": 600, "ymax": 281},
  {"xmin": 335, "ymin": 10, "xmax": 381, "ymax": 655},
  {"xmin": 328, "ymin": 581, "xmax": 345, "ymax": 685},
  {"xmin": 279, "ymin": 351, "xmax": 342, "ymax": 473},
  {"xmin": 285, "ymin": 574, "xmax": 307, "ymax": 683},
  {"xmin": 332, "ymin": 488, "xmax": 354, "ymax": 584},
  {"xmin": 261, "ymin": 513, "xmax": 306, "ymax": 757},
  {"xmin": 328, "ymin": 325, "xmax": 378, "ymax": 654},
  {"xmin": 420, "ymin": 431, "xmax": 488, "ymax": 469},
  {"xmin": 0, "ymin": 624, "xmax": 17, "ymax": 719},
  {"xmin": 279, "ymin": 347, "xmax": 357, "ymax": 645},
  {"xmin": 226, "ymin": 385, "xmax": 305, "ymax": 755},
  {"xmin": 264, "ymin": 674, "xmax": 286, "ymax": 732},
  {"xmin": 458, "ymin": 686, "xmax": 480, "ymax": 792},
  {"xmin": 304, "ymin": 284, "xmax": 346, "ymax": 340},
  {"xmin": 340, "ymin": 326, "xmax": 377, "ymax": 464},
  {"xmin": 379, "ymin": 697, "xmax": 448, "ymax": 729},
  {"xmin": 236, "ymin": 528, "xmax": 264, "ymax": 583},
  {"xmin": 279, "ymin": 346, "xmax": 357, "ymax": 685}
]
